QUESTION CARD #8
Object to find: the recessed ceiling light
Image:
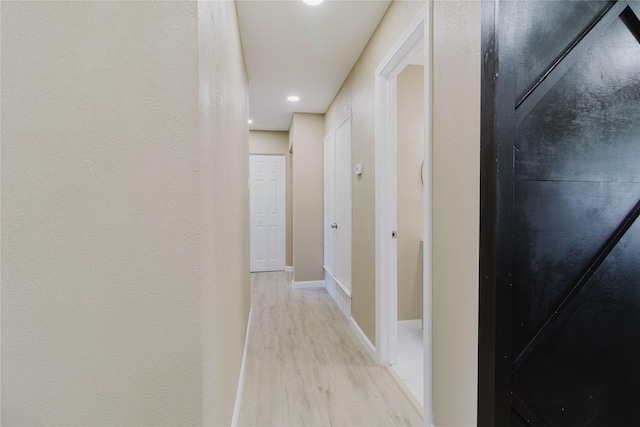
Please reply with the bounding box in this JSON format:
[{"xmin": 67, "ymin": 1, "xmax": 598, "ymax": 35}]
[
  {"xmin": 287, "ymin": 95, "xmax": 300, "ymax": 102},
  {"xmin": 248, "ymin": 119, "xmax": 253, "ymax": 124},
  {"xmin": 303, "ymin": 0, "xmax": 323, "ymax": 5}
]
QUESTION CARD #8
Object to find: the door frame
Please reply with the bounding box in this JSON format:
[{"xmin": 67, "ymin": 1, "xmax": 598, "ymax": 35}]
[{"xmin": 374, "ymin": 3, "xmax": 433, "ymax": 423}]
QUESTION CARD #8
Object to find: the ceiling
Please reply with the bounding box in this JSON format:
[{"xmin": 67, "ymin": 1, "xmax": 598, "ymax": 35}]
[{"xmin": 236, "ymin": 0, "xmax": 392, "ymax": 131}]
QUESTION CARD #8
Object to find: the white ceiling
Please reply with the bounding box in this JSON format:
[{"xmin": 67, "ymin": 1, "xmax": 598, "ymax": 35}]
[{"xmin": 237, "ymin": 0, "xmax": 392, "ymax": 131}]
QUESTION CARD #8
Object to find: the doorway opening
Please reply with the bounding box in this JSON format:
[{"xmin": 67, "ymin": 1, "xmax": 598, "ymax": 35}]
[{"xmin": 374, "ymin": 4, "xmax": 432, "ymax": 423}]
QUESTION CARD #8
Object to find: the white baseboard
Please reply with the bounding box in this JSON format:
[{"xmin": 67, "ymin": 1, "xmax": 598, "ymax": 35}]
[
  {"xmin": 386, "ymin": 366, "xmax": 424, "ymax": 417},
  {"xmin": 231, "ymin": 307, "xmax": 252, "ymax": 427},
  {"xmin": 398, "ymin": 319, "xmax": 423, "ymax": 331},
  {"xmin": 324, "ymin": 272, "xmax": 337, "ymax": 299},
  {"xmin": 324, "ymin": 268, "xmax": 352, "ymax": 297},
  {"xmin": 292, "ymin": 280, "xmax": 325, "ymax": 289},
  {"xmin": 324, "ymin": 269, "xmax": 351, "ymax": 319},
  {"xmin": 285, "ymin": 266, "xmax": 294, "ymax": 272},
  {"xmin": 350, "ymin": 316, "xmax": 377, "ymax": 363}
]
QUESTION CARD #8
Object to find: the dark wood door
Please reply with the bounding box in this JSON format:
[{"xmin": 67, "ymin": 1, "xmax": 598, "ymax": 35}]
[{"xmin": 479, "ymin": 1, "xmax": 640, "ymax": 426}]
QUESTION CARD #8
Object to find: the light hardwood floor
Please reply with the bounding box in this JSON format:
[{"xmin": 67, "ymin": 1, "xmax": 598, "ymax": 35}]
[{"xmin": 238, "ymin": 271, "xmax": 423, "ymax": 427}]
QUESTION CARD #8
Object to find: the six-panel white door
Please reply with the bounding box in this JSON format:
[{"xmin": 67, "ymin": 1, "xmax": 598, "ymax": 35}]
[{"xmin": 250, "ymin": 155, "xmax": 286, "ymax": 272}]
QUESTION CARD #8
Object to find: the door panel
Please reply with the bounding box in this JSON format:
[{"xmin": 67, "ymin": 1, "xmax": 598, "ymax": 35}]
[
  {"xmin": 269, "ymin": 180, "xmax": 278, "ymax": 214},
  {"xmin": 334, "ymin": 117, "xmax": 352, "ymax": 290},
  {"xmin": 514, "ymin": 218, "xmax": 640, "ymax": 427},
  {"xmin": 513, "ymin": 0, "xmax": 611, "ymax": 100},
  {"xmin": 270, "ymin": 225, "xmax": 279, "ymax": 261},
  {"xmin": 250, "ymin": 155, "xmax": 285, "ymax": 272},
  {"xmin": 515, "ymin": 16, "xmax": 640, "ymax": 183},
  {"xmin": 513, "ymin": 181, "xmax": 640, "ymax": 355},
  {"xmin": 480, "ymin": 1, "xmax": 640, "ymax": 425},
  {"xmin": 324, "ymin": 134, "xmax": 336, "ymax": 274},
  {"xmin": 253, "ymin": 162, "xmax": 267, "ymax": 265}
]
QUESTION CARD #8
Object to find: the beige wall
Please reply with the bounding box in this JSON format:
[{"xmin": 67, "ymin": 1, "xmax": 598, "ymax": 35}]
[
  {"xmin": 325, "ymin": 0, "xmax": 426, "ymax": 348},
  {"xmin": 249, "ymin": 130, "xmax": 293, "ymax": 266},
  {"xmin": 325, "ymin": 1, "xmax": 480, "ymax": 425},
  {"xmin": 249, "ymin": 130, "xmax": 289, "ymax": 154},
  {"xmin": 431, "ymin": 2, "xmax": 480, "ymax": 425},
  {"xmin": 198, "ymin": 1, "xmax": 251, "ymax": 425},
  {"xmin": 290, "ymin": 113, "xmax": 325, "ymax": 282},
  {"xmin": 2, "ymin": 1, "xmax": 250, "ymax": 425},
  {"xmin": 397, "ymin": 65, "xmax": 424, "ymax": 322}
]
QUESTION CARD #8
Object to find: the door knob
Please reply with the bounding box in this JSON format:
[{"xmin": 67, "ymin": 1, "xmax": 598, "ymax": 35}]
[{"xmin": 331, "ymin": 223, "xmax": 338, "ymax": 229}]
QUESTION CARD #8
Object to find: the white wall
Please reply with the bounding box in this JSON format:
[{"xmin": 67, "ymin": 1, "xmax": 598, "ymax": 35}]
[{"xmin": 1, "ymin": 2, "xmax": 250, "ymax": 425}]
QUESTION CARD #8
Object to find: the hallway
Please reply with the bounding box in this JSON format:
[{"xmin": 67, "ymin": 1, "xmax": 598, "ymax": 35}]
[{"xmin": 238, "ymin": 272, "xmax": 423, "ymax": 427}]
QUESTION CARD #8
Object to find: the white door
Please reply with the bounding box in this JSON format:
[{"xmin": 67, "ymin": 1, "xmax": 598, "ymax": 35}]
[
  {"xmin": 334, "ymin": 117, "xmax": 352, "ymax": 291},
  {"xmin": 324, "ymin": 134, "xmax": 336, "ymax": 274},
  {"xmin": 250, "ymin": 155, "xmax": 286, "ymax": 272},
  {"xmin": 324, "ymin": 114, "xmax": 352, "ymax": 292}
]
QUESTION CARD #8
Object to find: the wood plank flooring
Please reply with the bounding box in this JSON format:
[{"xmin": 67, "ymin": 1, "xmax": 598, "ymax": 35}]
[{"xmin": 238, "ymin": 271, "xmax": 423, "ymax": 427}]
